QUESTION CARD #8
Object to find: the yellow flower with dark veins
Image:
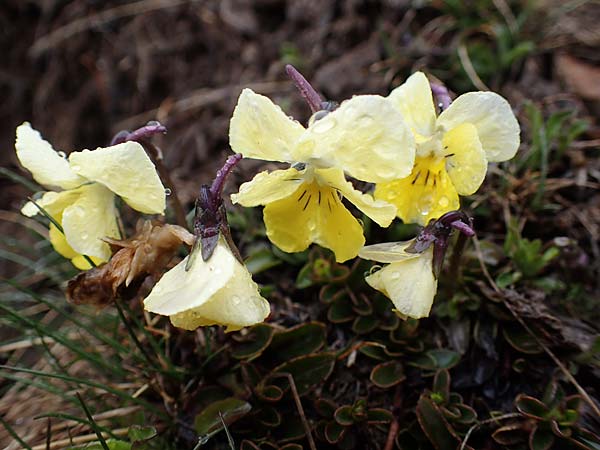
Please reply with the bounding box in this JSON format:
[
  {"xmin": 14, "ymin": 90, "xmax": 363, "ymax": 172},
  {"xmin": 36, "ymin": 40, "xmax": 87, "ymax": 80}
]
[
  {"xmin": 359, "ymin": 241, "xmax": 437, "ymax": 319},
  {"xmin": 143, "ymin": 238, "xmax": 270, "ymax": 332},
  {"xmin": 375, "ymin": 72, "xmax": 520, "ymax": 225},
  {"xmin": 229, "ymin": 89, "xmax": 416, "ymax": 262},
  {"xmin": 16, "ymin": 122, "xmax": 166, "ymax": 269}
]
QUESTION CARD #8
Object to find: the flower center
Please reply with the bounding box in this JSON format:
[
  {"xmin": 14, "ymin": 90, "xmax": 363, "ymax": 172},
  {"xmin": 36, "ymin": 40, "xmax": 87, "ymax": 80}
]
[
  {"xmin": 294, "ymin": 178, "xmax": 341, "ymax": 213},
  {"xmin": 409, "ymin": 156, "xmax": 446, "ymax": 190}
]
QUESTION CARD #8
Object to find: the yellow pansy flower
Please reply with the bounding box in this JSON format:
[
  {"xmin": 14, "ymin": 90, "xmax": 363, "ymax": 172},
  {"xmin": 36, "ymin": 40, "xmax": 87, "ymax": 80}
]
[
  {"xmin": 229, "ymin": 88, "xmax": 416, "ymax": 262},
  {"xmin": 375, "ymin": 72, "xmax": 520, "ymax": 225},
  {"xmin": 143, "ymin": 238, "xmax": 270, "ymax": 332},
  {"xmin": 16, "ymin": 122, "xmax": 166, "ymax": 269},
  {"xmin": 359, "ymin": 241, "xmax": 437, "ymax": 319}
]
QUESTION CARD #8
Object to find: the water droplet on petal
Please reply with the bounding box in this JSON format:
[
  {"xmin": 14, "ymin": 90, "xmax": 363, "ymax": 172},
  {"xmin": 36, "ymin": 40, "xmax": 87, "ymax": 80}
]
[
  {"xmin": 57, "ymin": 151, "xmax": 67, "ymax": 159},
  {"xmin": 81, "ymin": 232, "xmax": 89, "ymax": 240},
  {"xmin": 357, "ymin": 115, "xmax": 374, "ymax": 127},
  {"xmin": 164, "ymin": 188, "xmax": 172, "ymax": 196},
  {"xmin": 311, "ymin": 117, "xmax": 336, "ymax": 134},
  {"xmin": 438, "ymin": 196, "xmax": 449, "ymax": 207}
]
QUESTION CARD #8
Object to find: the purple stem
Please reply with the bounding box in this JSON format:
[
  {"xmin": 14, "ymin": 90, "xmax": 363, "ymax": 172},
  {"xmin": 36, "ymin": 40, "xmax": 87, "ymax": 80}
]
[
  {"xmin": 285, "ymin": 64, "xmax": 323, "ymax": 113},
  {"xmin": 110, "ymin": 121, "xmax": 167, "ymax": 146},
  {"xmin": 209, "ymin": 153, "xmax": 242, "ymax": 208},
  {"xmin": 450, "ymin": 220, "xmax": 475, "ymax": 237},
  {"xmin": 430, "ymin": 83, "xmax": 452, "ymax": 111}
]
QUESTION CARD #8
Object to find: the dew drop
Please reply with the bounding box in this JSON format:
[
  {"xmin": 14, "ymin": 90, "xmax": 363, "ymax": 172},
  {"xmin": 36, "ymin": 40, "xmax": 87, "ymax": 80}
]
[
  {"xmin": 81, "ymin": 232, "xmax": 89, "ymax": 240},
  {"xmin": 311, "ymin": 117, "xmax": 336, "ymax": 134},
  {"xmin": 232, "ymin": 296, "xmax": 242, "ymax": 306},
  {"xmin": 57, "ymin": 151, "xmax": 67, "ymax": 159},
  {"xmin": 71, "ymin": 206, "xmax": 85, "ymax": 216},
  {"xmin": 438, "ymin": 196, "xmax": 449, "ymax": 207},
  {"xmin": 164, "ymin": 188, "xmax": 172, "ymax": 196},
  {"xmin": 357, "ymin": 115, "xmax": 374, "ymax": 127}
]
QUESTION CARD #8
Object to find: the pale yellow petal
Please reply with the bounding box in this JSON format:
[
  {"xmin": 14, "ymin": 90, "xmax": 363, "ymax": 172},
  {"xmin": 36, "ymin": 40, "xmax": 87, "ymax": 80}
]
[
  {"xmin": 49, "ymin": 224, "xmax": 78, "ymax": 259},
  {"xmin": 365, "ymin": 248, "xmax": 437, "ymax": 319},
  {"xmin": 15, "ymin": 122, "xmax": 85, "ymax": 189},
  {"xmin": 359, "ymin": 240, "xmax": 420, "ymax": 263},
  {"xmin": 387, "ymin": 72, "xmax": 437, "ymax": 140},
  {"xmin": 49, "ymin": 210, "xmax": 108, "ymax": 269},
  {"xmin": 317, "ymin": 168, "xmax": 397, "ymax": 227},
  {"xmin": 231, "ymin": 168, "xmax": 304, "ymax": 207},
  {"xmin": 15, "ymin": 122, "xmax": 86, "ymax": 190},
  {"xmin": 263, "ymin": 181, "xmax": 364, "ymax": 262},
  {"xmin": 21, "ymin": 189, "xmax": 83, "ymax": 218},
  {"xmin": 442, "ymin": 123, "xmax": 487, "ymax": 195},
  {"xmin": 61, "ymin": 184, "xmax": 119, "ymax": 260},
  {"xmin": 375, "ymin": 156, "xmax": 460, "ymax": 226},
  {"xmin": 69, "ymin": 142, "xmax": 165, "ymax": 214},
  {"xmin": 437, "ymin": 92, "xmax": 520, "ymax": 162},
  {"xmin": 296, "ymin": 95, "xmax": 416, "ymax": 183},
  {"xmin": 229, "ymin": 88, "xmax": 305, "ymax": 162},
  {"xmin": 144, "ymin": 240, "xmax": 269, "ymax": 331},
  {"xmin": 170, "ymin": 261, "xmax": 270, "ymax": 332}
]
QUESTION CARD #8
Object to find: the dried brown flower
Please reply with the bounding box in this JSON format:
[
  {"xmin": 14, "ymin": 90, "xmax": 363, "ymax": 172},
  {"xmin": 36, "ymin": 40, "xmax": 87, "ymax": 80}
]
[{"xmin": 67, "ymin": 220, "xmax": 194, "ymax": 306}]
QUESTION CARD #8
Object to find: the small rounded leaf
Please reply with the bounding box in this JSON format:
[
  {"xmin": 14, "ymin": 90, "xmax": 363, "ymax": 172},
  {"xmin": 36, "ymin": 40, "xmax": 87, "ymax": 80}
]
[{"xmin": 370, "ymin": 361, "xmax": 406, "ymax": 388}]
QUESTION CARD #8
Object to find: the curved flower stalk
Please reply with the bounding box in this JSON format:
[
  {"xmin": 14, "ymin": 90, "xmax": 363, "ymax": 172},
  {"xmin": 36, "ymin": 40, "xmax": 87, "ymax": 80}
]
[
  {"xmin": 359, "ymin": 211, "xmax": 474, "ymax": 319},
  {"xmin": 230, "ymin": 88, "xmax": 416, "ymax": 262},
  {"xmin": 375, "ymin": 72, "xmax": 520, "ymax": 225},
  {"xmin": 143, "ymin": 154, "xmax": 270, "ymax": 332},
  {"xmin": 16, "ymin": 122, "xmax": 166, "ymax": 269}
]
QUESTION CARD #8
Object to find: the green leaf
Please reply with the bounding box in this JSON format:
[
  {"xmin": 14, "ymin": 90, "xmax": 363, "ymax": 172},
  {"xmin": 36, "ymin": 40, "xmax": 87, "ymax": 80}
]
[
  {"xmin": 327, "ymin": 298, "xmax": 355, "ymax": 323},
  {"xmin": 194, "ymin": 398, "xmax": 252, "ymax": 441},
  {"xmin": 127, "ymin": 426, "xmax": 156, "ymax": 442},
  {"xmin": 68, "ymin": 441, "xmax": 130, "ymax": 450},
  {"xmin": 370, "ymin": 361, "xmax": 405, "ymax": 388},
  {"xmin": 492, "ymin": 423, "xmax": 528, "ymax": 445},
  {"xmin": 231, "ymin": 324, "xmax": 274, "ymax": 360},
  {"xmin": 433, "ymin": 369, "xmax": 451, "ymax": 402},
  {"xmin": 416, "ymin": 395, "xmax": 461, "ymax": 450},
  {"xmin": 515, "ymin": 394, "xmax": 550, "ymax": 419},
  {"xmin": 358, "ymin": 343, "xmax": 388, "ymax": 361},
  {"xmin": 351, "ymin": 315, "xmax": 379, "ymax": 334},
  {"xmin": 265, "ymin": 353, "xmax": 336, "ymax": 396},
  {"xmin": 256, "ymin": 384, "xmax": 284, "ymax": 402},
  {"xmin": 315, "ymin": 398, "xmax": 337, "ymax": 418},
  {"xmin": 324, "ymin": 421, "xmax": 346, "ymax": 444},
  {"xmin": 503, "ymin": 326, "xmax": 543, "ymax": 354},
  {"xmin": 411, "ymin": 349, "xmax": 460, "ymax": 371},
  {"xmin": 269, "ymin": 322, "xmax": 326, "ymax": 360},
  {"xmin": 529, "ymin": 424, "xmax": 555, "ymax": 450},
  {"xmin": 449, "ymin": 403, "xmax": 478, "ymax": 425},
  {"xmin": 366, "ymin": 408, "xmax": 393, "ymax": 424},
  {"xmin": 256, "ymin": 405, "xmax": 281, "ymax": 427},
  {"xmin": 334, "ymin": 406, "xmax": 354, "ymax": 426},
  {"xmin": 245, "ymin": 247, "xmax": 282, "ymax": 275}
]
